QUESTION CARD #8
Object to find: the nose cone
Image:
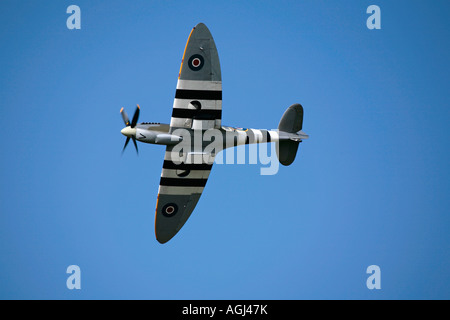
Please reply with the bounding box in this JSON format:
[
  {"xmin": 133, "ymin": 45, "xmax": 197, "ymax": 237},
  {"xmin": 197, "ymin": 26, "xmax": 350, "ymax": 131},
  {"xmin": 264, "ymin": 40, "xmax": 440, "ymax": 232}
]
[{"xmin": 121, "ymin": 126, "xmax": 136, "ymax": 137}]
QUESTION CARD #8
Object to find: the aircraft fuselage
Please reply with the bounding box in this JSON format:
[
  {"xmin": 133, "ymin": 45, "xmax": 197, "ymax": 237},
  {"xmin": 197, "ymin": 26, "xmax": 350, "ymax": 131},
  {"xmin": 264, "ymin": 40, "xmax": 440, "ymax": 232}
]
[{"xmin": 121, "ymin": 122, "xmax": 308, "ymax": 149}]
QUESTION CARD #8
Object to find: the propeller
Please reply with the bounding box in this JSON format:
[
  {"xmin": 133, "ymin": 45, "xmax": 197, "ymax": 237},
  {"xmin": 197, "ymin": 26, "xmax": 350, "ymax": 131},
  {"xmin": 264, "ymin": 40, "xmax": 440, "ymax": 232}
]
[{"xmin": 120, "ymin": 105, "xmax": 140, "ymax": 154}]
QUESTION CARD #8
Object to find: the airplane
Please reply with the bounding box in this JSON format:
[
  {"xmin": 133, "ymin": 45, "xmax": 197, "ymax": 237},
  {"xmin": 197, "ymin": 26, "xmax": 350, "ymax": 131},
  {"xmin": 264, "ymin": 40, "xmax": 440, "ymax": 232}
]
[{"xmin": 120, "ymin": 23, "xmax": 309, "ymax": 243}]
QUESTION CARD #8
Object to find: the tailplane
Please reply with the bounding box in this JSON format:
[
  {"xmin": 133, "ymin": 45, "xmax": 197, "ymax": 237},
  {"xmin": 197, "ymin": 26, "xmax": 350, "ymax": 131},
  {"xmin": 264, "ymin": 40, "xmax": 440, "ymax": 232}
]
[{"xmin": 276, "ymin": 104, "xmax": 307, "ymax": 166}]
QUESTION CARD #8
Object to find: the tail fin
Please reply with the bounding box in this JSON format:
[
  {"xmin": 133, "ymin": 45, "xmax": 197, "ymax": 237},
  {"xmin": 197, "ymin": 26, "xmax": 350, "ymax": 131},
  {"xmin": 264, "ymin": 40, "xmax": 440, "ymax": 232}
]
[{"xmin": 276, "ymin": 104, "xmax": 304, "ymax": 166}]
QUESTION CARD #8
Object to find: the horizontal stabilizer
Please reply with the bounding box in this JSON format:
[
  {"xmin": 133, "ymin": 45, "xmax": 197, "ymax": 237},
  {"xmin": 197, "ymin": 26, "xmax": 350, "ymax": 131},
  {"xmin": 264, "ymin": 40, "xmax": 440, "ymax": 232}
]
[
  {"xmin": 278, "ymin": 103, "xmax": 303, "ymax": 133},
  {"xmin": 276, "ymin": 140, "xmax": 299, "ymax": 166},
  {"xmin": 276, "ymin": 104, "xmax": 305, "ymax": 166}
]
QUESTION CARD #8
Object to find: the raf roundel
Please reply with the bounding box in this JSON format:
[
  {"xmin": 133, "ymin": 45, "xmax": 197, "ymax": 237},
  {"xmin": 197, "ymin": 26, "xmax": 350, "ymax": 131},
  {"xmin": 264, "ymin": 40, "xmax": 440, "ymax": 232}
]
[
  {"xmin": 162, "ymin": 203, "xmax": 179, "ymax": 217},
  {"xmin": 188, "ymin": 54, "xmax": 204, "ymax": 71}
]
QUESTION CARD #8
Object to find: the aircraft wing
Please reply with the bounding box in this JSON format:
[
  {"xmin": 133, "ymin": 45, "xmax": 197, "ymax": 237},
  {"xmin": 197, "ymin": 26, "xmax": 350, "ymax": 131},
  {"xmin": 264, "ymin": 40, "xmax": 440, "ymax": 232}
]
[
  {"xmin": 169, "ymin": 22, "xmax": 222, "ymax": 131},
  {"xmin": 154, "ymin": 23, "xmax": 221, "ymax": 243},
  {"xmin": 154, "ymin": 147, "xmax": 214, "ymax": 243}
]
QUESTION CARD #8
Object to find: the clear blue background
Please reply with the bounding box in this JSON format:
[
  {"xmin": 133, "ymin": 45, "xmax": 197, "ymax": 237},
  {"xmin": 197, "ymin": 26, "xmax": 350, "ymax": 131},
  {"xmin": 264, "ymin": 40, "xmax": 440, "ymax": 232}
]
[{"xmin": 1, "ymin": 0, "xmax": 449, "ymax": 299}]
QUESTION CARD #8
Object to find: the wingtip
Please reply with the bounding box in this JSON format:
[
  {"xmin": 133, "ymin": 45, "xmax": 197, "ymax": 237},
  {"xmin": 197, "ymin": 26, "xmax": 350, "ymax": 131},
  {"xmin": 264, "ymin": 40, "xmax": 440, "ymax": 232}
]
[
  {"xmin": 155, "ymin": 232, "xmax": 173, "ymax": 244},
  {"xmin": 156, "ymin": 236, "xmax": 169, "ymax": 244},
  {"xmin": 193, "ymin": 22, "xmax": 211, "ymax": 35}
]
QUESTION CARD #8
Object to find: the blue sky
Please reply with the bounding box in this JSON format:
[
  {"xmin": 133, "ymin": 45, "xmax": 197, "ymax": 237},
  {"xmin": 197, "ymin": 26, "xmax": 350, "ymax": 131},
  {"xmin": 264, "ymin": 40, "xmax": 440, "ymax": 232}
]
[{"xmin": 1, "ymin": 0, "xmax": 449, "ymax": 299}]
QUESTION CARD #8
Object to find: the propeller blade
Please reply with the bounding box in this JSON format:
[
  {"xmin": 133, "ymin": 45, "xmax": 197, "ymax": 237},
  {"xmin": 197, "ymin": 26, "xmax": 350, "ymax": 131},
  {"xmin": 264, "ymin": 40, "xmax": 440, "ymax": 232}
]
[
  {"xmin": 120, "ymin": 107, "xmax": 130, "ymax": 126},
  {"xmin": 132, "ymin": 136, "xmax": 139, "ymax": 154},
  {"xmin": 131, "ymin": 105, "xmax": 140, "ymax": 128},
  {"xmin": 122, "ymin": 137, "xmax": 131, "ymax": 154},
  {"xmin": 120, "ymin": 105, "xmax": 140, "ymax": 155}
]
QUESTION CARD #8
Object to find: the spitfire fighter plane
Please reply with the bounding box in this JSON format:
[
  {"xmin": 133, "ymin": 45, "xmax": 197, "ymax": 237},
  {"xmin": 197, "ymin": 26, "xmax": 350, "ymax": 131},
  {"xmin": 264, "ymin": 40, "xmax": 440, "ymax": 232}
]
[{"xmin": 120, "ymin": 23, "xmax": 308, "ymax": 243}]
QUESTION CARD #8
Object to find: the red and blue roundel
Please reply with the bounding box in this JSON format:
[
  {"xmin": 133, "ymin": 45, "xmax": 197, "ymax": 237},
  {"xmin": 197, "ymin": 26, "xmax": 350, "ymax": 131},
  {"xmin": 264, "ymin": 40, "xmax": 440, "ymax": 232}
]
[
  {"xmin": 162, "ymin": 203, "xmax": 178, "ymax": 217},
  {"xmin": 188, "ymin": 54, "xmax": 204, "ymax": 71}
]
